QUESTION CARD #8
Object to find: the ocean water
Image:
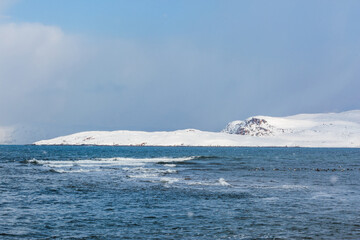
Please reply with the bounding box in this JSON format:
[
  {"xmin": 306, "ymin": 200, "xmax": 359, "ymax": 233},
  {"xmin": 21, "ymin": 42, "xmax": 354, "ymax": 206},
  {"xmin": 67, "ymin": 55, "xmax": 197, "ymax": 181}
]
[{"xmin": 0, "ymin": 146, "xmax": 359, "ymax": 239}]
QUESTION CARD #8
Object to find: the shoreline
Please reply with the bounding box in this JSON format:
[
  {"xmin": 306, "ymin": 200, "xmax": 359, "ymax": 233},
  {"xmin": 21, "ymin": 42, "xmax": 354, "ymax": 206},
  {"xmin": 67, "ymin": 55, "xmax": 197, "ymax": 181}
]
[{"xmin": 28, "ymin": 144, "xmax": 360, "ymax": 149}]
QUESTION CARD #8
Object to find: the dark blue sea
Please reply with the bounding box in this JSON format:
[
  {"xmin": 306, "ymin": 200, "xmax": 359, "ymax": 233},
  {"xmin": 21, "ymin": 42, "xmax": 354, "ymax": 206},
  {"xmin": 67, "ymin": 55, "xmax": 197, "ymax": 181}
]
[{"xmin": 1, "ymin": 146, "xmax": 359, "ymax": 239}]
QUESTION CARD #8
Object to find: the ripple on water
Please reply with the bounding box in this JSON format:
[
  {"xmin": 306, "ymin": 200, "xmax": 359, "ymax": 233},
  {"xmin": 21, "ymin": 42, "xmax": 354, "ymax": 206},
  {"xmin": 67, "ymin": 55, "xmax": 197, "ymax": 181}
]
[{"xmin": 0, "ymin": 146, "xmax": 359, "ymax": 239}]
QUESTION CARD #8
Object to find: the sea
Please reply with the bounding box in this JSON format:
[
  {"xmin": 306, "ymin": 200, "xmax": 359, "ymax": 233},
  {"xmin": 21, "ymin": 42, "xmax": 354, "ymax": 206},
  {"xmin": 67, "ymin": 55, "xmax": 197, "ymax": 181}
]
[{"xmin": 0, "ymin": 145, "xmax": 359, "ymax": 239}]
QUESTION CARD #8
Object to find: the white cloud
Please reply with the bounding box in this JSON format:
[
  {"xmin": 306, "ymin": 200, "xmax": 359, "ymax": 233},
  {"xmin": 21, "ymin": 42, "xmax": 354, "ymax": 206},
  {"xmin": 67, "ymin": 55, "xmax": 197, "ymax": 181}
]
[
  {"xmin": 0, "ymin": 125, "xmax": 15, "ymax": 144},
  {"xmin": 0, "ymin": 23, "xmax": 82, "ymax": 93},
  {"xmin": 0, "ymin": 22, "xmax": 85, "ymax": 143}
]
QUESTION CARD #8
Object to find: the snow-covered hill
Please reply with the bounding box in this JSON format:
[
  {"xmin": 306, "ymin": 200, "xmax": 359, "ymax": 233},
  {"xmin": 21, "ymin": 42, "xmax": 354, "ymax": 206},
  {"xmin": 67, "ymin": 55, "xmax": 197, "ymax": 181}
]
[{"xmin": 34, "ymin": 110, "xmax": 360, "ymax": 148}]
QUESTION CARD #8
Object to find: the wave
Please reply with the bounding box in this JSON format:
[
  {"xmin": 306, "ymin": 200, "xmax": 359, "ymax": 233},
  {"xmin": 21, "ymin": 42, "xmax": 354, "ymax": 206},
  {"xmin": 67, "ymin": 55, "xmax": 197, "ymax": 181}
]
[
  {"xmin": 29, "ymin": 156, "xmax": 194, "ymax": 168},
  {"xmin": 50, "ymin": 168, "xmax": 100, "ymax": 173},
  {"xmin": 251, "ymin": 184, "xmax": 309, "ymax": 190},
  {"xmin": 21, "ymin": 156, "xmax": 235, "ymax": 189},
  {"xmin": 156, "ymin": 155, "xmax": 223, "ymax": 165},
  {"xmin": 186, "ymin": 178, "xmax": 232, "ymax": 187},
  {"xmin": 218, "ymin": 178, "xmax": 231, "ymax": 186},
  {"xmin": 192, "ymin": 156, "xmax": 221, "ymax": 160},
  {"xmin": 20, "ymin": 159, "xmax": 41, "ymax": 165},
  {"xmin": 26, "ymin": 157, "xmax": 193, "ymax": 176}
]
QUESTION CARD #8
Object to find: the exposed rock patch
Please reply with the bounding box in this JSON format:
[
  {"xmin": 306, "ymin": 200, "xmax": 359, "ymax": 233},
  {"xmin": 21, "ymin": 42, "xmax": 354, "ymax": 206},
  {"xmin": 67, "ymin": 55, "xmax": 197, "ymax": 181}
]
[{"xmin": 223, "ymin": 118, "xmax": 277, "ymax": 136}]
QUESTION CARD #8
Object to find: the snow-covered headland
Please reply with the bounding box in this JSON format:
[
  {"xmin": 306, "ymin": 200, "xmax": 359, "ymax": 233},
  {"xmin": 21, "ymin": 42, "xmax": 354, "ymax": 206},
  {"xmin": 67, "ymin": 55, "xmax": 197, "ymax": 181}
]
[{"xmin": 34, "ymin": 110, "xmax": 360, "ymax": 148}]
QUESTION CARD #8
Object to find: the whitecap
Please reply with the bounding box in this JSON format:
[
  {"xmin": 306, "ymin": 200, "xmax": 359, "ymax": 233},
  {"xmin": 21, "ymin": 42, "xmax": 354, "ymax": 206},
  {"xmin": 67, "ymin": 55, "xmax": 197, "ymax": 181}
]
[
  {"xmin": 50, "ymin": 168, "xmax": 100, "ymax": 173},
  {"xmin": 163, "ymin": 164, "xmax": 176, "ymax": 167},
  {"xmin": 159, "ymin": 177, "xmax": 179, "ymax": 184},
  {"xmin": 218, "ymin": 178, "xmax": 231, "ymax": 186},
  {"xmin": 279, "ymin": 184, "xmax": 308, "ymax": 190},
  {"xmin": 35, "ymin": 156, "xmax": 193, "ymax": 168},
  {"xmin": 310, "ymin": 192, "xmax": 334, "ymax": 199},
  {"xmin": 187, "ymin": 178, "xmax": 231, "ymax": 187}
]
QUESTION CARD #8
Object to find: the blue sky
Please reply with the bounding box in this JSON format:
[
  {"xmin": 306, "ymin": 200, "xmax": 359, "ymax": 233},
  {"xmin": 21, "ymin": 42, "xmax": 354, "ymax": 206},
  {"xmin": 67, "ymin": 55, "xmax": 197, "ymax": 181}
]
[{"xmin": 0, "ymin": 0, "xmax": 360, "ymax": 143}]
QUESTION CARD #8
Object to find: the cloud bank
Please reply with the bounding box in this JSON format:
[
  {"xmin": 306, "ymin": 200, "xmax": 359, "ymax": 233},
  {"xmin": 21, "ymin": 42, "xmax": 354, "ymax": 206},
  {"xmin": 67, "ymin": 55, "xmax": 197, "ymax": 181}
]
[{"xmin": 0, "ymin": 22, "xmax": 84, "ymax": 143}]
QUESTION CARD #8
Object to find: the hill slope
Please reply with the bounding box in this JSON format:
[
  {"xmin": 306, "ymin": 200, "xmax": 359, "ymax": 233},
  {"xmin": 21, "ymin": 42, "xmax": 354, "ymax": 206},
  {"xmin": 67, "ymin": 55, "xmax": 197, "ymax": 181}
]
[{"xmin": 34, "ymin": 110, "xmax": 360, "ymax": 147}]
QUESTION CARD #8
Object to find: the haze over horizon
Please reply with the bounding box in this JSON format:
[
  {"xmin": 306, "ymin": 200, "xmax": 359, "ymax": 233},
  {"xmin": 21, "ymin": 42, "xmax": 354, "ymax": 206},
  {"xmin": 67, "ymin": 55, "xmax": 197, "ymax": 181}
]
[{"xmin": 1, "ymin": 0, "xmax": 360, "ymax": 144}]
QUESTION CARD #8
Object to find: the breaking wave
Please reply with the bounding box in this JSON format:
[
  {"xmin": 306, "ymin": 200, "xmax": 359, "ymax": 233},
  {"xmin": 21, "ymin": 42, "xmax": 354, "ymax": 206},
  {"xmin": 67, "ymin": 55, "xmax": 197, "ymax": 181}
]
[
  {"xmin": 27, "ymin": 156, "xmax": 192, "ymax": 168},
  {"xmin": 23, "ymin": 156, "xmax": 238, "ymax": 189},
  {"xmin": 192, "ymin": 156, "xmax": 221, "ymax": 160},
  {"xmin": 24, "ymin": 157, "xmax": 194, "ymax": 177}
]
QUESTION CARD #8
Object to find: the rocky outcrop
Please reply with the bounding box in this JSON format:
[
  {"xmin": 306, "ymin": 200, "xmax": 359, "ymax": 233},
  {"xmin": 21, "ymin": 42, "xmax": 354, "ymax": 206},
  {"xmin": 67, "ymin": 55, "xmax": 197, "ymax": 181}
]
[{"xmin": 222, "ymin": 118, "xmax": 275, "ymax": 136}]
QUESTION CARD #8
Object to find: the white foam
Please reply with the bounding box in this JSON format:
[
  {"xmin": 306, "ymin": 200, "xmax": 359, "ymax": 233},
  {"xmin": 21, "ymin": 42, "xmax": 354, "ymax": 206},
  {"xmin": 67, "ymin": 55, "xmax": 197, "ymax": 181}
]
[
  {"xmin": 158, "ymin": 177, "xmax": 179, "ymax": 184},
  {"xmin": 311, "ymin": 192, "xmax": 334, "ymax": 199},
  {"xmin": 279, "ymin": 184, "xmax": 308, "ymax": 190},
  {"xmin": 187, "ymin": 181, "xmax": 213, "ymax": 186},
  {"xmin": 218, "ymin": 178, "xmax": 231, "ymax": 186},
  {"xmin": 163, "ymin": 164, "xmax": 176, "ymax": 167},
  {"xmin": 53, "ymin": 168, "xmax": 100, "ymax": 173},
  {"xmin": 128, "ymin": 173, "xmax": 159, "ymax": 178},
  {"xmin": 34, "ymin": 156, "xmax": 193, "ymax": 168},
  {"xmin": 186, "ymin": 178, "xmax": 232, "ymax": 187},
  {"xmin": 123, "ymin": 166, "xmax": 176, "ymax": 174},
  {"xmin": 124, "ymin": 165, "xmax": 178, "ymax": 183},
  {"xmin": 250, "ymin": 184, "xmax": 309, "ymax": 190},
  {"xmin": 31, "ymin": 157, "xmax": 191, "ymax": 177},
  {"xmin": 32, "ymin": 156, "xmax": 243, "ymax": 188}
]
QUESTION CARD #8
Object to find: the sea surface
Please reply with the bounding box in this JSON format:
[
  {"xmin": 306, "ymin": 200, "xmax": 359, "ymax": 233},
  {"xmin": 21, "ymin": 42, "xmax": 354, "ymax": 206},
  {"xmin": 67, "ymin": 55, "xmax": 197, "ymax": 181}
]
[{"xmin": 0, "ymin": 146, "xmax": 359, "ymax": 239}]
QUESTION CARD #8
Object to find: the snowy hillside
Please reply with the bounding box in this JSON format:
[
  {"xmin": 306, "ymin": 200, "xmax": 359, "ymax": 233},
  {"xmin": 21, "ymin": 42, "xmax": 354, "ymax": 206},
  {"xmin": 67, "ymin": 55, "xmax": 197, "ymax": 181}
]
[{"xmin": 34, "ymin": 110, "xmax": 360, "ymax": 147}]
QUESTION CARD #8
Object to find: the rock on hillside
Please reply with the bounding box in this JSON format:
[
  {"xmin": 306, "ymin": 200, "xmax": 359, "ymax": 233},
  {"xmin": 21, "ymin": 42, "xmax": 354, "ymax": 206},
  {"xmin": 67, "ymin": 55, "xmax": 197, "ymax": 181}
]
[{"xmin": 222, "ymin": 118, "xmax": 284, "ymax": 136}]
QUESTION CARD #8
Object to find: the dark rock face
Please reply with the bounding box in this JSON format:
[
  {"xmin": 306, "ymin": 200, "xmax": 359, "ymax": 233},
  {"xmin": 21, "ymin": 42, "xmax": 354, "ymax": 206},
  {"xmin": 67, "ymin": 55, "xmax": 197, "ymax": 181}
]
[
  {"xmin": 231, "ymin": 118, "xmax": 274, "ymax": 136},
  {"xmin": 247, "ymin": 118, "xmax": 267, "ymax": 125}
]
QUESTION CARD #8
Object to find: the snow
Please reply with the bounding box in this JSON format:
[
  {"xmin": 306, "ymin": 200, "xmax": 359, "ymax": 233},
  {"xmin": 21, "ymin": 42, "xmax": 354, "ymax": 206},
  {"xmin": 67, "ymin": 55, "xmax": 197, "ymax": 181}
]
[{"xmin": 34, "ymin": 110, "xmax": 360, "ymax": 148}]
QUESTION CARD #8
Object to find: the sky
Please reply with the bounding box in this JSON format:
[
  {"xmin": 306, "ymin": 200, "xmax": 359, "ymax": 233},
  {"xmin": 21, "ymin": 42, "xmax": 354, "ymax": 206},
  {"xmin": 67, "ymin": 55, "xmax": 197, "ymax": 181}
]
[{"xmin": 0, "ymin": 0, "xmax": 360, "ymax": 144}]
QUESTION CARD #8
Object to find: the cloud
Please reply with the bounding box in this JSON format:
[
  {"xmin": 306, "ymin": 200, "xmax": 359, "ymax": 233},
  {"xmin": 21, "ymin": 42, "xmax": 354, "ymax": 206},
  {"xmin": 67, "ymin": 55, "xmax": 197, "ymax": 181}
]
[
  {"xmin": 0, "ymin": 23, "xmax": 82, "ymax": 100},
  {"xmin": 0, "ymin": 22, "xmax": 81, "ymax": 91},
  {"xmin": 0, "ymin": 22, "xmax": 85, "ymax": 143},
  {"xmin": 0, "ymin": 125, "xmax": 15, "ymax": 144}
]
